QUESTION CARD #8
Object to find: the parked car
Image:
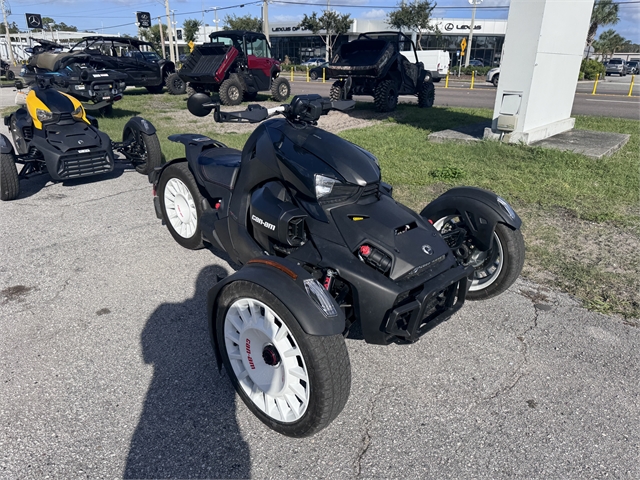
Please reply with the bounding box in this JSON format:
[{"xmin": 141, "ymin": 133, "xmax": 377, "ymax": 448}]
[
  {"xmin": 605, "ymin": 58, "xmax": 628, "ymax": 76},
  {"xmin": 486, "ymin": 67, "xmax": 500, "ymax": 87},
  {"xmin": 301, "ymin": 57, "xmax": 325, "ymax": 67},
  {"xmin": 68, "ymin": 36, "xmax": 176, "ymax": 93},
  {"xmin": 468, "ymin": 59, "xmax": 484, "ymax": 67},
  {"xmin": 626, "ymin": 60, "xmax": 639, "ymax": 74},
  {"xmin": 309, "ymin": 62, "xmax": 329, "ymax": 80}
]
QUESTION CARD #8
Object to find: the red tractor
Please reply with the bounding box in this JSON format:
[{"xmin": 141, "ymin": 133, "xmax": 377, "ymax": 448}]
[{"xmin": 166, "ymin": 30, "xmax": 290, "ymax": 105}]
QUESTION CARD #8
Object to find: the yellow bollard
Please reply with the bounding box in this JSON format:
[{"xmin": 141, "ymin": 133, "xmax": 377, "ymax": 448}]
[
  {"xmin": 445, "ymin": 72, "xmax": 449, "ymax": 88},
  {"xmin": 322, "ymin": 68, "xmax": 325, "ymax": 83},
  {"xmin": 290, "ymin": 67, "xmax": 294, "ymax": 82},
  {"xmin": 628, "ymin": 75, "xmax": 635, "ymax": 97},
  {"xmin": 306, "ymin": 67, "xmax": 309, "ymax": 82},
  {"xmin": 591, "ymin": 73, "xmax": 599, "ymax": 95},
  {"xmin": 470, "ymin": 70, "xmax": 475, "ymax": 89}
]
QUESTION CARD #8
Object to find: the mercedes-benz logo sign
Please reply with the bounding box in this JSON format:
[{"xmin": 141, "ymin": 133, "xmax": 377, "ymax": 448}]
[
  {"xmin": 444, "ymin": 23, "xmax": 454, "ymax": 31},
  {"xmin": 28, "ymin": 16, "xmax": 40, "ymax": 27},
  {"xmin": 422, "ymin": 245, "xmax": 433, "ymax": 255}
]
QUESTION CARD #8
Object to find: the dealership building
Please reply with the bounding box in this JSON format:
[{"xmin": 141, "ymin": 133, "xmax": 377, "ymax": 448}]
[{"xmin": 265, "ymin": 17, "xmax": 508, "ymax": 67}]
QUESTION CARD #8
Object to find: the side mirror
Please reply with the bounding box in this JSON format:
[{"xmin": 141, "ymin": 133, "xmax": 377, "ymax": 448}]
[
  {"xmin": 14, "ymin": 79, "xmax": 24, "ymax": 90},
  {"xmin": 187, "ymin": 92, "xmax": 216, "ymax": 117}
]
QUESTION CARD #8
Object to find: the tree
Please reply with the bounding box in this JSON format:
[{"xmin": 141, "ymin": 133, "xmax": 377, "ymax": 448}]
[
  {"xmin": 387, "ymin": 0, "xmax": 437, "ymax": 50},
  {"xmin": 587, "ymin": 0, "xmax": 619, "ymax": 50},
  {"xmin": 593, "ymin": 29, "xmax": 627, "ymax": 60},
  {"xmin": 182, "ymin": 19, "xmax": 202, "ymax": 43},
  {"xmin": 141, "ymin": 24, "xmax": 168, "ymax": 51},
  {"xmin": 0, "ymin": 22, "xmax": 19, "ymax": 34},
  {"xmin": 298, "ymin": 11, "xmax": 353, "ymax": 61},
  {"xmin": 223, "ymin": 14, "xmax": 262, "ymax": 32},
  {"xmin": 52, "ymin": 22, "xmax": 77, "ymax": 32}
]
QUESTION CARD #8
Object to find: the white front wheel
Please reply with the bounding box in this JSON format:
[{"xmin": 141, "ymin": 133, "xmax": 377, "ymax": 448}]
[{"xmin": 217, "ymin": 281, "xmax": 351, "ymax": 437}]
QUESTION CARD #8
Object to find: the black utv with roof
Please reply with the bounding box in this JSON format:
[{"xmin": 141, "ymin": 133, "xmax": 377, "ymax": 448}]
[
  {"xmin": 328, "ymin": 31, "xmax": 435, "ymax": 112},
  {"xmin": 165, "ymin": 30, "xmax": 290, "ymax": 105},
  {"xmin": 20, "ymin": 38, "xmax": 127, "ymax": 112},
  {"xmin": 68, "ymin": 36, "xmax": 176, "ymax": 93}
]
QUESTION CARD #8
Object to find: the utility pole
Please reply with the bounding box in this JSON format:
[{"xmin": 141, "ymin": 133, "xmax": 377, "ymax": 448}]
[
  {"xmin": 172, "ymin": 10, "xmax": 179, "ymax": 63},
  {"xmin": 262, "ymin": 0, "xmax": 270, "ymax": 44},
  {"xmin": 1, "ymin": 0, "xmax": 15, "ymax": 66},
  {"xmin": 464, "ymin": 0, "xmax": 481, "ymax": 68},
  {"xmin": 158, "ymin": 17, "xmax": 166, "ymax": 59},
  {"xmin": 165, "ymin": 0, "xmax": 175, "ymax": 63}
]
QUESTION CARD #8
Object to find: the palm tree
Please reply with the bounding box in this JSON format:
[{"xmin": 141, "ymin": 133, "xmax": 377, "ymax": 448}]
[
  {"xmin": 587, "ymin": 0, "xmax": 619, "ymax": 51},
  {"xmin": 593, "ymin": 29, "xmax": 627, "ymax": 60}
]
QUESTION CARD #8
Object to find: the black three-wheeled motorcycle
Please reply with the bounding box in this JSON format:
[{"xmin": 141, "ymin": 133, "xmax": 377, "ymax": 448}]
[{"xmin": 151, "ymin": 94, "xmax": 525, "ymax": 437}]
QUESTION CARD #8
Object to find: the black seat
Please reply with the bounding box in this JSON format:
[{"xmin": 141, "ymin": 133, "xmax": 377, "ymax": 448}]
[{"xmin": 197, "ymin": 147, "xmax": 242, "ymax": 190}]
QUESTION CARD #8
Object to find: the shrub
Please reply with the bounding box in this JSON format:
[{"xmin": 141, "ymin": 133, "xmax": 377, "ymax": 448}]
[{"xmin": 580, "ymin": 58, "xmax": 605, "ymax": 80}]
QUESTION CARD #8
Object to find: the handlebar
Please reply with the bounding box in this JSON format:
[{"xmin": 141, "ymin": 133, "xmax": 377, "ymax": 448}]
[{"xmin": 187, "ymin": 93, "xmax": 355, "ymax": 124}]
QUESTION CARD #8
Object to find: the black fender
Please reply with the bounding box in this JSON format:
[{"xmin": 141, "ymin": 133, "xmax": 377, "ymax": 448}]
[
  {"xmin": 420, "ymin": 187, "xmax": 521, "ymax": 251},
  {"xmin": 207, "ymin": 256, "xmax": 346, "ymax": 370},
  {"xmin": 0, "ymin": 134, "xmax": 14, "ymax": 154},
  {"xmin": 123, "ymin": 116, "xmax": 156, "ymax": 137}
]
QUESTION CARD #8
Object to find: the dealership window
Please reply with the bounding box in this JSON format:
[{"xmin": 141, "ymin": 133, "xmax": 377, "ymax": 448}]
[{"xmin": 418, "ymin": 35, "xmax": 504, "ymax": 66}]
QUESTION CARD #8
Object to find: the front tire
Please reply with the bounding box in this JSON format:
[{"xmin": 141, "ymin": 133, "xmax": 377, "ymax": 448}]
[
  {"xmin": 432, "ymin": 217, "xmax": 525, "ymax": 300},
  {"xmin": 492, "ymin": 74, "xmax": 499, "ymax": 87},
  {"xmin": 418, "ymin": 81, "xmax": 435, "ymax": 108},
  {"xmin": 217, "ymin": 281, "xmax": 351, "ymax": 437},
  {"xmin": 374, "ymin": 79, "xmax": 398, "ymax": 112},
  {"xmin": 309, "ymin": 71, "xmax": 318, "ymax": 81},
  {"xmin": 6, "ymin": 70, "xmax": 15, "ymax": 81},
  {"xmin": 0, "ymin": 151, "xmax": 20, "ymax": 201},
  {"xmin": 271, "ymin": 77, "xmax": 291, "ymax": 102},
  {"xmin": 157, "ymin": 161, "xmax": 205, "ymax": 250},
  {"xmin": 166, "ymin": 72, "xmax": 187, "ymax": 95},
  {"xmin": 123, "ymin": 125, "xmax": 162, "ymax": 175}
]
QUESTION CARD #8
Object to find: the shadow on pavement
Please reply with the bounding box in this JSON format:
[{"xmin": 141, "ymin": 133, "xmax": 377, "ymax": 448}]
[{"xmin": 124, "ymin": 265, "xmax": 251, "ymax": 479}]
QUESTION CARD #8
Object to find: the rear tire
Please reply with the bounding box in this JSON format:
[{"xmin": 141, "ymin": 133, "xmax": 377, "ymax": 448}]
[
  {"xmin": 418, "ymin": 81, "xmax": 435, "ymax": 108},
  {"xmin": 374, "ymin": 79, "xmax": 398, "ymax": 112},
  {"xmin": 219, "ymin": 76, "xmax": 244, "ymax": 106},
  {"xmin": 6, "ymin": 70, "xmax": 15, "ymax": 81},
  {"xmin": 123, "ymin": 124, "xmax": 162, "ymax": 175},
  {"xmin": 329, "ymin": 81, "xmax": 352, "ymax": 101},
  {"xmin": 157, "ymin": 162, "xmax": 205, "ymax": 250},
  {"xmin": 492, "ymin": 74, "xmax": 499, "ymax": 87},
  {"xmin": 309, "ymin": 71, "xmax": 318, "ymax": 81},
  {"xmin": 0, "ymin": 151, "xmax": 20, "ymax": 201},
  {"xmin": 271, "ymin": 77, "xmax": 291, "ymax": 102},
  {"xmin": 166, "ymin": 72, "xmax": 187, "ymax": 95},
  {"xmin": 217, "ymin": 281, "xmax": 351, "ymax": 437}
]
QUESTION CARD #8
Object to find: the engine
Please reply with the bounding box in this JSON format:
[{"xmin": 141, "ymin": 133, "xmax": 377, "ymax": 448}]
[{"xmin": 249, "ymin": 182, "xmax": 307, "ymax": 254}]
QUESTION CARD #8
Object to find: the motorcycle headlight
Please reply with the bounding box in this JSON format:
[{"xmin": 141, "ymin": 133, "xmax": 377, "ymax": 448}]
[
  {"xmin": 315, "ymin": 174, "xmax": 359, "ymax": 204},
  {"xmin": 36, "ymin": 108, "xmax": 53, "ymax": 123},
  {"xmin": 71, "ymin": 105, "xmax": 84, "ymax": 120}
]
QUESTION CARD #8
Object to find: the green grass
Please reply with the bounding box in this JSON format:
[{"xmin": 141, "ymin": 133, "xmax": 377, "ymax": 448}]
[{"xmin": 340, "ymin": 105, "xmax": 640, "ymax": 227}]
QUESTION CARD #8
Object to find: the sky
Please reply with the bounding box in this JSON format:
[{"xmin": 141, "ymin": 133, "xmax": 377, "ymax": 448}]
[{"xmin": 8, "ymin": 0, "xmax": 640, "ymax": 44}]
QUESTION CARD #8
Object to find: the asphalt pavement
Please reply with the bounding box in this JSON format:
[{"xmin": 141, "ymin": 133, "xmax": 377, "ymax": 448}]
[{"xmin": 1, "ymin": 129, "xmax": 639, "ymax": 477}]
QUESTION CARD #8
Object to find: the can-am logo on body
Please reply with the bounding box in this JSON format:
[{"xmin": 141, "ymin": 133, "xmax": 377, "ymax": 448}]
[
  {"xmin": 245, "ymin": 338, "xmax": 256, "ymax": 370},
  {"xmin": 251, "ymin": 214, "xmax": 276, "ymax": 231}
]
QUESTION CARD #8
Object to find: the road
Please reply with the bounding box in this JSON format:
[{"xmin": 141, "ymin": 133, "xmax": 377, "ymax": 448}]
[
  {"xmin": 289, "ymin": 76, "xmax": 640, "ymax": 120},
  {"xmin": 1, "ymin": 134, "xmax": 639, "ymax": 478}
]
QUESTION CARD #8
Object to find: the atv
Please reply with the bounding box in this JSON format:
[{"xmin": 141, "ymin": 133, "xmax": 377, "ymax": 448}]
[
  {"xmin": 328, "ymin": 31, "xmax": 435, "ymax": 112},
  {"xmin": 67, "ymin": 36, "xmax": 175, "ymax": 94},
  {"xmin": 1, "ymin": 59, "xmax": 14, "ymax": 80},
  {"xmin": 20, "ymin": 38, "xmax": 127, "ymax": 112},
  {"xmin": 150, "ymin": 94, "xmax": 525, "ymax": 437},
  {"xmin": 166, "ymin": 30, "xmax": 290, "ymax": 105},
  {"xmin": 0, "ymin": 76, "xmax": 162, "ymax": 201}
]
